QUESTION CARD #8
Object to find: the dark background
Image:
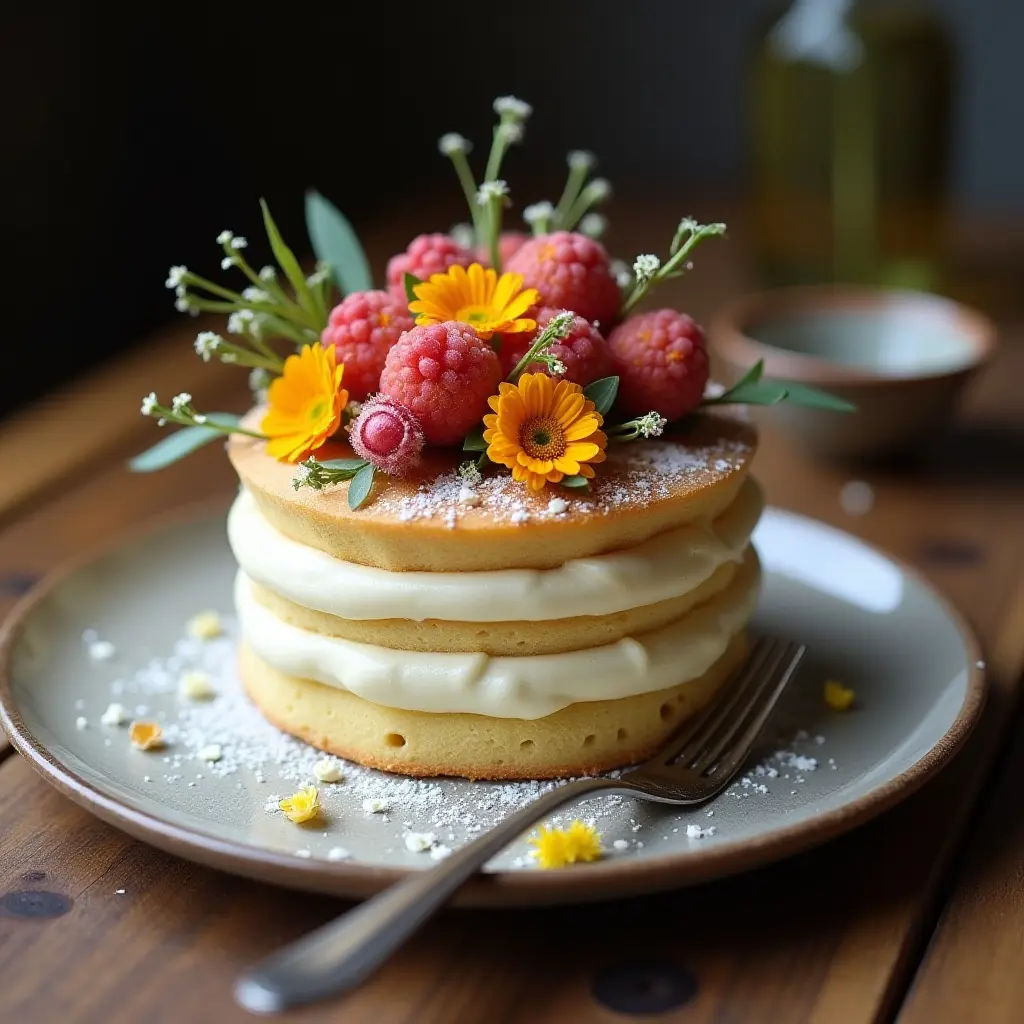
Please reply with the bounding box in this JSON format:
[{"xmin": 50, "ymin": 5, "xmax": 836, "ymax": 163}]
[{"xmin": 3, "ymin": 0, "xmax": 1021, "ymax": 416}]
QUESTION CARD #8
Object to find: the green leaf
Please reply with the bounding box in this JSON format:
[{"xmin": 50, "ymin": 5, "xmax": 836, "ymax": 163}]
[
  {"xmin": 584, "ymin": 376, "xmax": 619, "ymax": 417},
  {"xmin": 347, "ymin": 461, "xmax": 376, "ymax": 510},
  {"xmin": 463, "ymin": 426, "xmax": 488, "ymax": 451},
  {"xmin": 320, "ymin": 458, "xmax": 369, "ymax": 473},
  {"xmin": 127, "ymin": 414, "xmax": 240, "ymax": 473},
  {"xmin": 560, "ymin": 474, "xmax": 590, "ymax": 491},
  {"xmin": 773, "ymin": 380, "xmax": 857, "ymax": 412},
  {"xmin": 260, "ymin": 199, "xmax": 317, "ymax": 319},
  {"xmin": 703, "ymin": 362, "xmax": 789, "ymax": 407},
  {"xmin": 403, "ymin": 272, "xmax": 422, "ymax": 305},
  {"xmin": 305, "ymin": 190, "xmax": 374, "ymax": 296}
]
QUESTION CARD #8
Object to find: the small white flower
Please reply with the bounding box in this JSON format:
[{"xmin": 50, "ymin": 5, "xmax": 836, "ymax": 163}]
[
  {"xmin": 171, "ymin": 392, "xmax": 192, "ymax": 413},
  {"xmin": 548, "ymin": 310, "xmax": 575, "ymax": 338},
  {"xmin": 227, "ymin": 309, "xmax": 255, "ymax": 335},
  {"xmin": 568, "ymin": 150, "xmax": 597, "ymax": 171},
  {"xmin": 458, "ymin": 485, "xmax": 481, "ymax": 506},
  {"xmin": 75, "ymin": 716, "xmax": 88, "ymax": 731},
  {"xmin": 198, "ymin": 744, "xmax": 223, "ymax": 763},
  {"xmin": 611, "ymin": 258, "xmax": 633, "ymax": 289},
  {"xmin": 140, "ymin": 392, "xmax": 158, "ymax": 416},
  {"xmin": 404, "ymin": 831, "xmax": 437, "ymax": 853},
  {"xmin": 637, "ymin": 411, "xmax": 668, "ymax": 438},
  {"xmin": 313, "ymin": 759, "xmax": 344, "ymax": 783},
  {"xmin": 438, "ymin": 132, "xmax": 471, "ymax": 156},
  {"xmin": 362, "ymin": 798, "xmax": 390, "ymax": 814},
  {"xmin": 175, "ymin": 284, "xmax": 187, "ymax": 298},
  {"xmin": 584, "ymin": 178, "xmax": 612, "ymax": 202},
  {"xmin": 179, "ymin": 670, "xmax": 216, "ymax": 701},
  {"xmin": 216, "ymin": 230, "xmax": 233, "ymax": 245},
  {"xmin": 258, "ymin": 265, "xmax": 277, "ymax": 282},
  {"xmin": 165, "ymin": 265, "xmax": 187, "ymax": 288},
  {"xmin": 579, "ymin": 212, "xmax": 607, "ymax": 238},
  {"xmin": 449, "ymin": 223, "xmax": 476, "ymax": 249},
  {"xmin": 221, "ymin": 255, "xmax": 236, "ymax": 270},
  {"xmin": 174, "ymin": 297, "xmax": 191, "ymax": 313},
  {"xmin": 476, "ymin": 179, "xmax": 509, "ymax": 204},
  {"xmin": 547, "ymin": 497, "xmax": 568, "ymax": 514},
  {"xmin": 494, "ymin": 95, "xmax": 532, "ymax": 120},
  {"xmin": 230, "ymin": 236, "xmax": 248, "ymax": 250},
  {"xmin": 100, "ymin": 702, "xmax": 129, "ymax": 727},
  {"xmin": 548, "ymin": 358, "xmax": 567, "ymax": 377},
  {"xmin": 327, "ymin": 847, "xmax": 351, "ymax": 862},
  {"xmin": 292, "ymin": 463, "xmax": 311, "ymax": 487},
  {"xmin": 523, "ymin": 201, "xmax": 554, "ymax": 226},
  {"xmin": 241, "ymin": 286, "xmax": 270, "ymax": 303},
  {"xmin": 457, "ymin": 461, "xmax": 483, "ymax": 485},
  {"xmin": 632, "ymin": 253, "xmax": 661, "ymax": 280},
  {"xmin": 194, "ymin": 331, "xmax": 223, "ymax": 361},
  {"xmin": 192, "ymin": 414, "xmax": 207, "ymax": 425},
  {"xmin": 497, "ymin": 121, "xmax": 523, "ymax": 145}
]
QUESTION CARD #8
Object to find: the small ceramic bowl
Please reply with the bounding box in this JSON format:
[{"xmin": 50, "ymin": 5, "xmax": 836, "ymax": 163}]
[{"xmin": 710, "ymin": 286, "xmax": 996, "ymax": 460}]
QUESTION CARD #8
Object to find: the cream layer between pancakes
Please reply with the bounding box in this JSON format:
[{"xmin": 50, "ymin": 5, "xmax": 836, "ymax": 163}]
[{"xmin": 227, "ymin": 477, "xmax": 762, "ymax": 624}]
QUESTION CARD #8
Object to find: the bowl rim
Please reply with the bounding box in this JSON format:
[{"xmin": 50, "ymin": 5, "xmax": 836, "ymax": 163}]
[{"xmin": 709, "ymin": 284, "xmax": 997, "ymax": 387}]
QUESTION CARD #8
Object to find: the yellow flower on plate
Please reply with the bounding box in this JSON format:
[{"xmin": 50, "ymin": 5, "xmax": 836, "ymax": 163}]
[
  {"xmin": 279, "ymin": 786, "xmax": 321, "ymax": 824},
  {"xmin": 483, "ymin": 372, "xmax": 607, "ymax": 491},
  {"xmin": 409, "ymin": 263, "xmax": 539, "ymax": 339},
  {"xmin": 261, "ymin": 344, "xmax": 348, "ymax": 463},
  {"xmin": 530, "ymin": 820, "xmax": 603, "ymax": 869},
  {"xmin": 129, "ymin": 721, "xmax": 164, "ymax": 751},
  {"xmin": 824, "ymin": 680, "xmax": 855, "ymax": 711}
]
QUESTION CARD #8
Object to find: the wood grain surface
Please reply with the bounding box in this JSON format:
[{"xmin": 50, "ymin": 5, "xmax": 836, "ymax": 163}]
[{"xmin": 1, "ymin": 201, "xmax": 1024, "ymax": 1023}]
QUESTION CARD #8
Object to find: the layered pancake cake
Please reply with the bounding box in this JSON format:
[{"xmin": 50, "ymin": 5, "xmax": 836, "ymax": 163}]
[
  {"xmin": 137, "ymin": 95, "xmax": 839, "ymax": 781},
  {"xmin": 227, "ymin": 413, "xmax": 761, "ymax": 779}
]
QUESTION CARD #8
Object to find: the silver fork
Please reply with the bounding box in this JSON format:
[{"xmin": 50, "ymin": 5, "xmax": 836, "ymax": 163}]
[{"xmin": 235, "ymin": 635, "xmax": 804, "ymax": 1014}]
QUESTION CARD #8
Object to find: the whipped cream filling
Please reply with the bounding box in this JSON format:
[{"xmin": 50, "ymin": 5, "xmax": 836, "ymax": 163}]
[
  {"xmin": 227, "ymin": 477, "xmax": 762, "ymax": 624},
  {"xmin": 235, "ymin": 570, "xmax": 758, "ymax": 719}
]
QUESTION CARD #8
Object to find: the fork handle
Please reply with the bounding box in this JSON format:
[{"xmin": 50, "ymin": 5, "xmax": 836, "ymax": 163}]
[{"xmin": 235, "ymin": 775, "xmax": 620, "ymax": 1013}]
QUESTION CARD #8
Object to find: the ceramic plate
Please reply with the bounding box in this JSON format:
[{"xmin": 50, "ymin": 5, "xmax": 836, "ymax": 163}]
[{"xmin": 0, "ymin": 503, "xmax": 985, "ymax": 906}]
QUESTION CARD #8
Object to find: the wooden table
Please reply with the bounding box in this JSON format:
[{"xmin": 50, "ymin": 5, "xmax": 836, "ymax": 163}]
[{"xmin": 2, "ymin": 201, "xmax": 1024, "ymax": 1023}]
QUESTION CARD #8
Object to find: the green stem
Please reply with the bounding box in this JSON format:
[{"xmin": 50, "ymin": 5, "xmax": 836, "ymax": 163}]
[
  {"xmin": 487, "ymin": 198, "xmax": 502, "ymax": 271},
  {"xmin": 507, "ymin": 316, "xmax": 571, "ymax": 383},
  {"xmin": 484, "ymin": 125, "xmax": 511, "ymax": 184},
  {"xmin": 561, "ymin": 182, "xmax": 605, "ymax": 232},
  {"xmin": 448, "ymin": 149, "xmax": 483, "ymax": 239},
  {"xmin": 554, "ymin": 164, "xmax": 589, "ymax": 229}
]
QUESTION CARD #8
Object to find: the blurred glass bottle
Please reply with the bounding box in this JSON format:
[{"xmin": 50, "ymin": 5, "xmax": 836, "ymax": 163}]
[{"xmin": 751, "ymin": 0, "xmax": 954, "ymax": 289}]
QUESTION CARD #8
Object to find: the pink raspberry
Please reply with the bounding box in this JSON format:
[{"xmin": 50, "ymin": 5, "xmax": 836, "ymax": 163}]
[
  {"xmin": 505, "ymin": 231, "xmax": 621, "ymax": 329},
  {"xmin": 498, "ymin": 308, "xmax": 614, "ymax": 387},
  {"xmin": 348, "ymin": 395, "xmax": 425, "ymax": 477},
  {"xmin": 385, "ymin": 234, "xmax": 475, "ymax": 303},
  {"xmin": 321, "ymin": 290, "xmax": 414, "ymax": 400},
  {"xmin": 379, "ymin": 321, "xmax": 501, "ymax": 445},
  {"xmin": 475, "ymin": 231, "xmax": 530, "ymax": 266},
  {"xmin": 607, "ymin": 309, "xmax": 709, "ymax": 420}
]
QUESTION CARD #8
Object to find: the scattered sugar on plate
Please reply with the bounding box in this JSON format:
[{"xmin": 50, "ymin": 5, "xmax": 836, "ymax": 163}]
[
  {"xmin": 75, "ymin": 716, "xmax": 88, "ymax": 731},
  {"xmin": 100, "ymin": 703, "xmax": 129, "ymax": 727},
  {"xmin": 685, "ymin": 824, "xmax": 716, "ymax": 840},
  {"xmin": 362, "ymin": 798, "xmax": 389, "ymax": 814},
  {"xmin": 87, "ymin": 640, "xmax": 117, "ymax": 662},
  {"xmin": 313, "ymin": 759, "xmax": 344, "ymax": 783},
  {"xmin": 612, "ymin": 839, "xmax": 629, "ymax": 851},
  {"xmin": 179, "ymin": 670, "xmax": 216, "ymax": 701},
  {"xmin": 198, "ymin": 744, "xmax": 222, "ymax": 763},
  {"xmin": 327, "ymin": 847, "xmax": 351, "ymax": 862},
  {"xmin": 430, "ymin": 844, "xmax": 453, "ymax": 861},
  {"xmin": 404, "ymin": 832, "xmax": 436, "ymax": 853}
]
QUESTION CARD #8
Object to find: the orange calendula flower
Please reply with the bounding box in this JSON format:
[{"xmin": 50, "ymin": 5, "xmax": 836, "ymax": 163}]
[
  {"xmin": 409, "ymin": 263, "xmax": 538, "ymax": 339},
  {"xmin": 279, "ymin": 786, "xmax": 321, "ymax": 824},
  {"xmin": 261, "ymin": 344, "xmax": 348, "ymax": 463},
  {"xmin": 129, "ymin": 721, "xmax": 164, "ymax": 751},
  {"xmin": 530, "ymin": 820, "xmax": 603, "ymax": 869},
  {"xmin": 483, "ymin": 372, "xmax": 606, "ymax": 491}
]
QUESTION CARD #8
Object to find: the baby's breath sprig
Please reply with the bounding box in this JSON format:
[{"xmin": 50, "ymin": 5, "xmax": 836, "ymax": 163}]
[
  {"xmin": 477, "ymin": 180, "xmax": 511, "ymax": 271},
  {"xmin": 139, "ymin": 392, "xmax": 265, "ymax": 439},
  {"xmin": 621, "ymin": 218, "xmax": 727, "ymax": 315},
  {"xmin": 167, "ymin": 207, "xmax": 334, "ymax": 355},
  {"xmin": 193, "ymin": 330, "xmax": 283, "ymax": 373},
  {"xmin": 542, "ymin": 151, "xmax": 612, "ymax": 235},
  {"xmin": 506, "ymin": 310, "xmax": 575, "ymax": 382},
  {"xmin": 607, "ymin": 411, "xmax": 668, "ymax": 443}
]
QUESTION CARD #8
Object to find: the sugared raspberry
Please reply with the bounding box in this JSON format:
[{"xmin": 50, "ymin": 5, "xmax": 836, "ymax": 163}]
[
  {"xmin": 386, "ymin": 234, "xmax": 475, "ymax": 303},
  {"xmin": 348, "ymin": 395, "xmax": 425, "ymax": 476},
  {"xmin": 476, "ymin": 231, "xmax": 530, "ymax": 266},
  {"xmin": 499, "ymin": 308, "xmax": 614, "ymax": 387},
  {"xmin": 506, "ymin": 231, "xmax": 621, "ymax": 328},
  {"xmin": 607, "ymin": 309, "xmax": 709, "ymax": 420},
  {"xmin": 321, "ymin": 291, "xmax": 414, "ymax": 400},
  {"xmin": 379, "ymin": 322, "xmax": 501, "ymax": 445}
]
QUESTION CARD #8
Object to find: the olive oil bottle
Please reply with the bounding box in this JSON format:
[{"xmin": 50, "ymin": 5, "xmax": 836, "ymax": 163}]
[{"xmin": 751, "ymin": 0, "xmax": 954, "ymax": 289}]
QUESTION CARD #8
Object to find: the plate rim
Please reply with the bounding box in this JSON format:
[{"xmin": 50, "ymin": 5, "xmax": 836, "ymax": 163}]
[{"xmin": 0, "ymin": 499, "xmax": 987, "ymax": 906}]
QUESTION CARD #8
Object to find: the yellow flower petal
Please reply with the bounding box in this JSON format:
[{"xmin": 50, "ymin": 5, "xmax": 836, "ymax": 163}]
[
  {"xmin": 529, "ymin": 821, "xmax": 603, "ymax": 869},
  {"xmin": 129, "ymin": 721, "xmax": 164, "ymax": 751},
  {"xmin": 279, "ymin": 785, "xmax": 321, "ymax": 824}
]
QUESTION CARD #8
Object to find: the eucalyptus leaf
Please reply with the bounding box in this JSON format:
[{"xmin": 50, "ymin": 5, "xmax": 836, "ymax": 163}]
[
  {"xmin": 705, "ymin": 379, "xmax": 790, "ymax": 406},
  {"xmin": 260, "ymin": 199, "xmax": 317, "ymax": 317},
  {"xmin": 772, "ymin": 380, "xmax": 857, "ymax": 412},
  {"xmin": 403, "ymin": 272, "xmax": 422, "ymax": 305},
  {"xmin": 560, "ymin": 474, "xmax": 590, "ymax": 491},
  {"xmin": 347, "ymin": 461, "xmax": 376, "ymax": 510},
  {"xmin": 128, "ymin": 415, "xmax": 240, "ymax": 473},
  {"xmin": 320, "ymin": 458, "xmax": 370, "ymax": 472},
  {"xmin": 305, "ymin": 190, "xmax": 374, "ymax": 296},
  {"xmin": 463, "ymin": 426, "xmax": 487, "ymax": 451},
  {"xmin": 584, "ymin": 376, "xmax": 619, "ymax": 416}
]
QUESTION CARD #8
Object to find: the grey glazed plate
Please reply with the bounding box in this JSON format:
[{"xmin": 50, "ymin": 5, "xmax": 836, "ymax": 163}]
[{"xmin": 0, "ymin": 503, "xmax": 985, "ymax": 906}]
